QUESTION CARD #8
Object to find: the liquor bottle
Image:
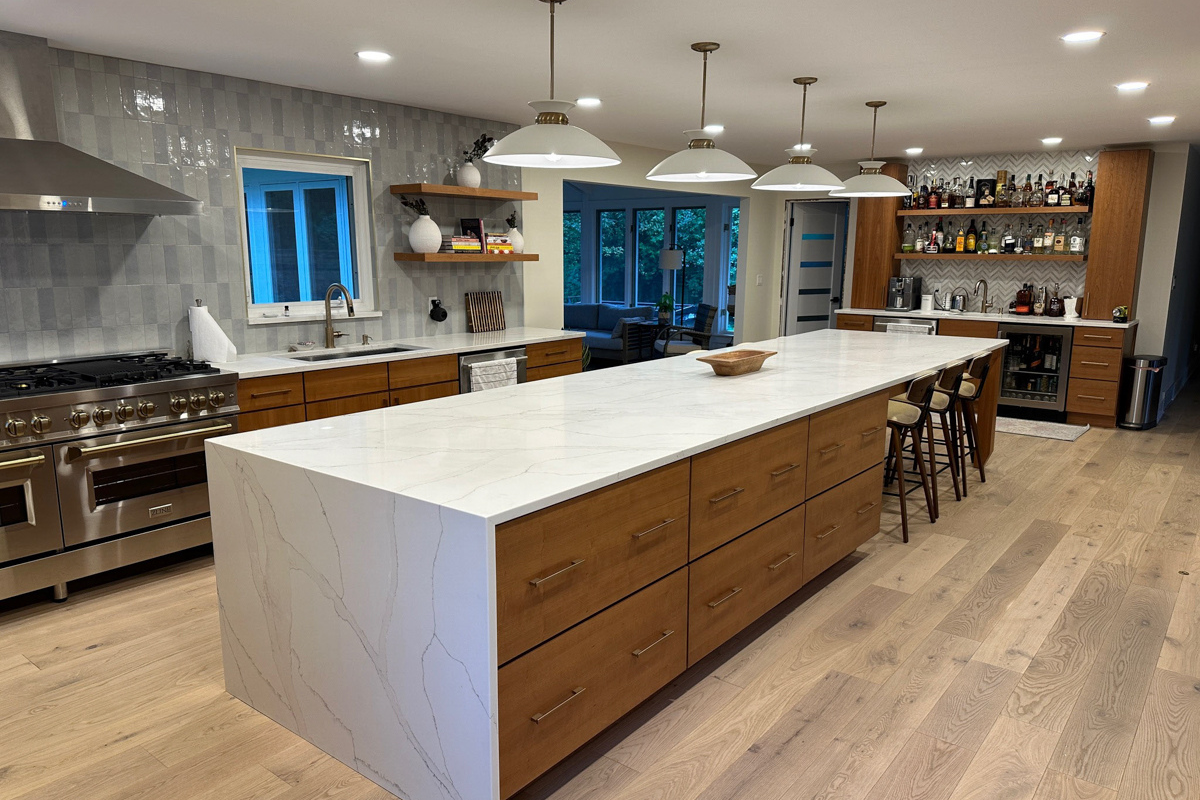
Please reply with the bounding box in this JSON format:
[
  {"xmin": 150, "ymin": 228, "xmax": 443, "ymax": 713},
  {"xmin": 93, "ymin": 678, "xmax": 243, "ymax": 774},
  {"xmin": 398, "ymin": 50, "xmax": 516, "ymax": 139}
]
[
  {"xmin": 1030, "ymin": 174, "xmax": 1045, "ymax": 207},
  {"xmin": 965, "ymin": 177, "xmax": 977, "ymax": 208},
  {"xmin": 1024, "ymin": 173, "xmax": 1034, "ymax": 196},
  {"xmin": 904, "ymin": 175, "xmax": 915, "ymax": 209},
  {"xmin": 902, "ymin": 222, "xmax": 916, "ymax": 253},
  {"xmin": 1001, "ymin": 224, "xmax": 1016, "ymax": 253},
  {"xmin": 928, "ymin": 180, "xmax": 941, "ymax": 209},
  {"xmin": 918, "ymin": 176, "xmax": 930, "ymax": 209},
  {"xmin": 1052, "ymin": 221, "xmax": 1067, "ymax": 254},
  {"xmin": 1064, "ymin": 172, "xmax": 1078, "ymax": 206},
  {"xmin": 955, "ymin": 223, "xmax": 966, "ymax": 253},
  {"xmin": 1015, "ymin": 223, "xmax": 1027, "ymax": 255},
  {"xmin": 935, "ymin": 216, "xmax": 946, "ymax": 250},
  {"xmin": 953, "ymin": 178, "xmax": 966, "ymax": 208},
  {"xmin": 939, "ymin": 179, "xmax": 950, "ymax": 208},
  {"xmin": 978, "ymin": 222, "xmax": 990, "ymax": 254},
  {"xmin": 996, "ymin": 171, "xmax": 1010, "ymax": 207},
  {"xmin": 1077, "ymin": 170, "xmax": 1094, "ymax": 207},
  {"xmin": 966, "ymin": 218, "xmax": 977, "ymax": 253},
  {"xmin": 1069, "ymin": 217, "xmax": 1087, "ymax": 254},
  {"xmin": 1033, "ymin": 222, "xmax": 1045, "ymax": 253},
  {"xmin": 1030, "ymin": 335, "xmax": 1044, "ymax": 368},
  {"xmin": 1009, "ymin": 174, "xmax": 1023, "ymax": 207},
  {"xmin": 915, "ymin": 223, "xmax": 927, "ymax": 254},
  {"xmin": 1043, "ymin": 218, "xmax": 1055, "ymax": 254},
  {"xmin": 1046, "ymin": 170, "xmax": 1059, "ymax": 206}
]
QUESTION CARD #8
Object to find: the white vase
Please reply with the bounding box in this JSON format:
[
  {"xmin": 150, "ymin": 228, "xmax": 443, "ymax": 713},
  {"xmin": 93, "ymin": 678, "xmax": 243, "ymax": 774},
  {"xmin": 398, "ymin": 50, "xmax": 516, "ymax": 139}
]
[
  {"xmin": 457, "ymin": 161, "xmax": 481, "ymax": 188},
  {"xmin": 408, "ymin": 215, "xmax": 441, "ymax": 254},
  {"xmin": 507, "ymin": 226, "xmax": 524, "ymax": 254}
]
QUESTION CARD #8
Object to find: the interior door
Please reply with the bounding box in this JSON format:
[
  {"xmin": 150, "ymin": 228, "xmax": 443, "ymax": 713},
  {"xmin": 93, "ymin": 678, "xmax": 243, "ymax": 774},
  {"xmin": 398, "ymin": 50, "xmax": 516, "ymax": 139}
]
[{"xmin": 781, "ymin": 201, "xmax": 849, "ymax": 335}]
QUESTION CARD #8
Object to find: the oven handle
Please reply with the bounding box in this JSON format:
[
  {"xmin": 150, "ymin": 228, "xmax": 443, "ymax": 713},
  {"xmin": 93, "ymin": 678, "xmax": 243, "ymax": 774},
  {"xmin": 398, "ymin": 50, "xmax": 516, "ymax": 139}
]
[
  {"xmin": 0, "ymin": 451, "xmax": 45, "ymax": 471},
  {"xmin": 66, "ymin": 423, "xmax": 234, "ymax": 460}
]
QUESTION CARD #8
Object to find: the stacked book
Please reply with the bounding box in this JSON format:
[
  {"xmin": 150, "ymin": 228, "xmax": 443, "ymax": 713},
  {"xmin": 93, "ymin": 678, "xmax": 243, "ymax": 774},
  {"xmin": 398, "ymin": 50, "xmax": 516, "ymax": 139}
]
[
  {"xmin": 484, "ymin": 233, "xmax": 514, "ymax": 255},
  {"xmin": 440, "ymin": 235, "xmax": 482, "ymax": 254}
]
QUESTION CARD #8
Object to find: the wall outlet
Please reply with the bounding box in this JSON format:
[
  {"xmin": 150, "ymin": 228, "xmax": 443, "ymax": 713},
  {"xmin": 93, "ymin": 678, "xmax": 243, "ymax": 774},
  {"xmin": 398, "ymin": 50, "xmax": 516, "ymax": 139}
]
[
  {"xmin": 428, "ymin": 297, "xmax": 439, "ymax": 312},
  {"xmin": 755, "ymin": 274, "xmax": 764, "ymax": 286}
]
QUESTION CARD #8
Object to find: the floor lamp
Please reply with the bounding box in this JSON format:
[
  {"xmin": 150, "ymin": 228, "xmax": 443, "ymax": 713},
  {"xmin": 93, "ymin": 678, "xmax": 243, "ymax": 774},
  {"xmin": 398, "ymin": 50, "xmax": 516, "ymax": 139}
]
[{"xmin": 659, "ymin": 245, "xmax": 684, "ymax": 324}]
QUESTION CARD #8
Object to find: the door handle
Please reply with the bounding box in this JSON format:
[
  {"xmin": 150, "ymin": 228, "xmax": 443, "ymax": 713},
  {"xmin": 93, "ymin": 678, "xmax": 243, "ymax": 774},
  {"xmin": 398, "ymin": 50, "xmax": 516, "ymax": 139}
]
[
  {"xmin": 769, "ymin": 463, "xmax": 801, "ymax": 478},
  {"xmin": 631, "ymin": 518, "xmax": 675, "ymax": 540},
  {"xmin": 1077, "ymin": 394, "xmax": 1108, "ymax": 401},
  {"xmin": 249, "ymin": 388, "xmax": 293, "ymax": 399},
  {"xmin": 66, "ymin": 423, "xmax": 233, "ymax": 459},
  {"xmin": 856, "ymin": 501, "xmax": 879, "ymax": 515},
  {"xmin": 819, "ymin": 442, "xmax": 845, "ymax": 456},
  {"xmin": 767, "ymin": 552, "xmax": 798, "ymax": 571},
  {"xmin": 1079, "ymin": 360, "xmax": 1110, "ymax": 367},
  {"xmin": 707, "ymin": 587, "xmax": 743, "ymax": 608},
  {"xmin": 632, "ymin": 630, "xmax": 675, "ymax": 657},
  {"xmin": 528, "ymin": 559, "xmax": 585, "ymax": 587},
  {"xmin": 0, "ymin": 451, "xmax": 45, "ymax": 471},
  {"xmin": 709, "ymin": 487, "xmax": 745, "ymax": 504},
  {"xmin": 816, "ymin": 523, "xmax": 841, "ymax": 540},
  {"xmin": 860, "ymin": 426, "xmax": 885, "ymax": 438},
  {"xmin": 531, "ymin": 687, "xmax": 586, "ymax": 723}
]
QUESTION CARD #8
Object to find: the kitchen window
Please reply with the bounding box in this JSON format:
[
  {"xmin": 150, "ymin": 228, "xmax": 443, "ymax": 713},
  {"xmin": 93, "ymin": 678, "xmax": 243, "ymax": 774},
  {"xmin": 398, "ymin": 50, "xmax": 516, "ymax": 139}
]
[{"xmin": 236, "ymin": 150, "xmax": 377, "ymax": 322}]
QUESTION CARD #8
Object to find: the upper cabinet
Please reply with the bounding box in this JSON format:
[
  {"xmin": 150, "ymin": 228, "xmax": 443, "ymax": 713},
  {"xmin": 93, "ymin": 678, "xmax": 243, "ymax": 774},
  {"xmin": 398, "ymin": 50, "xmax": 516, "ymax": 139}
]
[
  {"xmin": 1081, "ymin": 149, "xmax": 1154, "ymax": 320},
  {"xmin": 849, "ymin": 162, "xmax": 908, "ymax": 309}
]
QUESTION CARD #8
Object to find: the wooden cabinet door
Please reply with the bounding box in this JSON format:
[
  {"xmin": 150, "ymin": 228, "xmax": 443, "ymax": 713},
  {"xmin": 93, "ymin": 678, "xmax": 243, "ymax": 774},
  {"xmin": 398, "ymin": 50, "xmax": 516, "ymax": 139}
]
[
  {"xmin": 238, "ymin": 374, "xmax": 304, "ymax": 411},
  {"xmin": 305, "ymin": 391, "xmax": 389, "ymax": 421},
  {"xmin": 527, "ymin": 361, "xmax": 582, "ymax": 381},
  {"xmin": 388, "ymin": 355, "xmax": 458, "ymax": 390},
  {"xmin": 302, "ymin": 364, "xmax": 389, "ymax": 403},
  {"xmin": 849, "ymin": 162, "xmax": 907, "ymax": 309},
  {"xmin": 937, "ymin": 320, "xmax": 1001, "ymax": 465},
  {"xmin": 937, "ymin": 319, "xmax": 998, "ymax": 339},
  {"xmin": 238, "ymin": 405, "xmax": 305, "ymax": 433},
  {"xmin": 527, "ymin": 339, "xmax": 583, "ymax": 369},
  {"xmin": 836, "ymin": 314, "xmax": 875, "ymax": 332},
  {"xmin": 389, "ymin": 382, "xmax": 458, "ymax": 406},
  {"xmin": 1082, "ymin": 149, "xmax": 1154, "ymax": 320}
]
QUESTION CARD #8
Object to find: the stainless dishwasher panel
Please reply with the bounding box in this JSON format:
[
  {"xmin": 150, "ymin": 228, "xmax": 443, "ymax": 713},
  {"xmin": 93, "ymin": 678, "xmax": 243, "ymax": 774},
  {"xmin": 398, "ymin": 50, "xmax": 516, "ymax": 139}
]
[
  {"xmin": 459, "ymin": 348, "xmax": 528, "ymax": 393},
  {"xmin": 873, "ymin": 318, "xmax": 938, "ymax": 335}
]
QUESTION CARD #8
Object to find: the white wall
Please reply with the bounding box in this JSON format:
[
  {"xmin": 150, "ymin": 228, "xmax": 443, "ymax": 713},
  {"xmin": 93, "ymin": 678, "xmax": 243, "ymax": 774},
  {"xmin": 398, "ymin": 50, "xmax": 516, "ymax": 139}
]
[{"xmin": 1134, "ymin": 143, "xmax": 1191, "ymax": 357}]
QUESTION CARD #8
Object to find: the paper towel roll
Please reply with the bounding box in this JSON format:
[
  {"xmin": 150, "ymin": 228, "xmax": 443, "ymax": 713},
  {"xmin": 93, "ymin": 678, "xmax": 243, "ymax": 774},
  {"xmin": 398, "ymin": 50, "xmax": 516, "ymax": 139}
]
[{"xmin": 189, "ymin": 305, "xmax": 238, "ymax": 363}]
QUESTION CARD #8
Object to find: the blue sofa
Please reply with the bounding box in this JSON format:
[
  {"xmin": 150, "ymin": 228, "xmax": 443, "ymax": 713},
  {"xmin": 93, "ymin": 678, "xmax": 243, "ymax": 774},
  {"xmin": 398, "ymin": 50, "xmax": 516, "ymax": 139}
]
[{"xmin": 564, "ymin": 303, "xmax": 656, "ymax": 363}]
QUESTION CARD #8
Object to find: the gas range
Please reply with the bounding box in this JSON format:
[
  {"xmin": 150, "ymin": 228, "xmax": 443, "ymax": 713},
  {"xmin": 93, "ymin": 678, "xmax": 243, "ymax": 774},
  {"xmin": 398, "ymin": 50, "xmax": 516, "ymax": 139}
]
[{"xmin": 0, "ymin": 352, "xmax": 239, "ymax": 449}]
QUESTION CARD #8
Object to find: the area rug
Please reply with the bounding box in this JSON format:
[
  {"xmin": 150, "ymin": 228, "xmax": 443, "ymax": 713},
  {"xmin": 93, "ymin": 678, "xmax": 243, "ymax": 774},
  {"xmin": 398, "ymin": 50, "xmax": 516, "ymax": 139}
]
[{"xmin": 995, "ymin": 417, "xmax": 1091, "ymax": 441}]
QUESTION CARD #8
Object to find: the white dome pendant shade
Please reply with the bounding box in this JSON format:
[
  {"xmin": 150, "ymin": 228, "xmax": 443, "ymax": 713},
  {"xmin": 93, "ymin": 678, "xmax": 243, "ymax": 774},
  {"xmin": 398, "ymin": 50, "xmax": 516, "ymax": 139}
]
[
  {"xmin": 483, "ymin": 1, "xmax": 620, "ymax": 170},
  {"xmin": 830, "ymin": 101, "xmax": 910, "ymax": 198},
  {"xmin": 647, "ymin": 43, "xmax": 756, "ymax": 183},
  {"xmin": 752, "ymin": 78, "xmax": 844, "ymax": 192}
]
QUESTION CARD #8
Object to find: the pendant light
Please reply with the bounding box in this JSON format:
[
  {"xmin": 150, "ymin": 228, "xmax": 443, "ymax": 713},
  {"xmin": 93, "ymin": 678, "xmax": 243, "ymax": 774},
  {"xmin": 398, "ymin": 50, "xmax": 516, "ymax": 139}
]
[
  {"xmin": 829, "ymin": 101, "xmax": 910, "ymax": 197},
  {"xmin": 483, "ymin": 0, "xmax": 620, "ymax": 169},
  {"xmin": 646, "ymin": 43, "xmax": 756, "ymax": 183},
  {"xmin": 752, "ymin": 78, "xmax": 844, "ymax": 192}
]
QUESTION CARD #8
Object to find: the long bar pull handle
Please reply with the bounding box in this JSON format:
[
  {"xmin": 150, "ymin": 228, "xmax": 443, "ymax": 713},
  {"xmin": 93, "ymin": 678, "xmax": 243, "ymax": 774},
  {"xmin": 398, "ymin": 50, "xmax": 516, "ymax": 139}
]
[
  {"xmin": 709, "ymin": 487, "xmax": 745, "ymax": 504},
  {"xmin": 860, "ymin": 426, "xmax": 885, "ymax": 438},
  {"xmin": 1080, "ymin": 360, "xmax": 1110, "ymax": 366},
  {"xmin": 1077, "ymin": 394, "xmax": 1108, "ymax": 401},
  {"xmin": 632, "ymin": 519, "xmax": 675, "ymax": 540},
  {"xmin": 0, "ymin": 452, "xmax": 45, "ymax": 471},
  {"xmin": 770, "ymin": 463, "xmax": 801, "ymax": 478},
  {"xmin": 531, "ymin": 687, "xmax": 586, "ymax": 723},
  {"xmin": 768, "ymin": 552, "xmax": 798, "ymax": 571},
  {"xmin": 816, "ymin": 524, "xmax": 841, "ymax": 540},
  {"xmin": 249, "ymin": 389, "xmax": 293, "ymax": 399},
  {"xmin": 543, "ymin": 349, "xmax": 569, "ymax": 357},
  {"xmin": 819, "ymin": 442, "xmax": 845, "ymax": 456},
  {"xmin": 529, "ymin": 559, "xmax": 585, "ymax": 587},
  {"xmin": 856, "ymin": 501, "xmax": 880, "ymax": 515},
  {"xmin": 67, "ymin": 423, "xmax": 234, "ymax": 459},
  {"xmin": 707, "ymin": 587, "xmax": 743, "ymax": 608},
  {"xmin": 1082, "ymin": 334, "xmax": 1112, "ymax": 340},
  {"xmin": 632, "ymin": 630, "xmax": 675, "ymax": 657}
]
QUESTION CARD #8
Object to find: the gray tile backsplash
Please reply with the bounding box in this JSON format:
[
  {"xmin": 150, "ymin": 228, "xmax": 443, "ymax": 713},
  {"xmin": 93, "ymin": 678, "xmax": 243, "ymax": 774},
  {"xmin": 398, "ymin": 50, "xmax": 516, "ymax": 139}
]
[{"xmin": 0, "ymin": 48, "xmax": 526, "ymax": 363}]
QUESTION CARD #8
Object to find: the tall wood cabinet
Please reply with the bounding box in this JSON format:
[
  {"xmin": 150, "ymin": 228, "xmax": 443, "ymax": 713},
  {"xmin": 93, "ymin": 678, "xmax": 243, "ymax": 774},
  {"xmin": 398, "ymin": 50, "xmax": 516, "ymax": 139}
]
[
  {"xmin": 1080, "ymin": 149, "xmax": 1154, "ymax": 320},
  {"xmin": 848, "ymin": 162, "xmax": 909, "ymax": 309}
]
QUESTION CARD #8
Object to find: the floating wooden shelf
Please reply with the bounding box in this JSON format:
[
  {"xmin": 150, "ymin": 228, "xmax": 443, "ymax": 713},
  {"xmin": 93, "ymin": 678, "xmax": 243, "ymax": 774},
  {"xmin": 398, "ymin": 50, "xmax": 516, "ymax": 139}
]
[
  {"xmin": 894, "ymin": 253, "xmax": 1086, "ymax": 262},
  {"xmin": 389, "ymin": 183, "xmax": 538, "ymax": 202},
  {"xmin": 394, "ymin": 252, "xmax": 540, "ymax": 263},
  {"xmin": 898, "ymin": 206, "xmax": 1090, "ymax": 217}
]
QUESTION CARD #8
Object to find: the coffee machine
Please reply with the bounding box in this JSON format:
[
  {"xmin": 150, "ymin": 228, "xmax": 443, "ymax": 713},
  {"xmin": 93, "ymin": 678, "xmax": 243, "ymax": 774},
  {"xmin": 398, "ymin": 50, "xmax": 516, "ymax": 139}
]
[{"xmin": 887, "ymin": 276, "xmax": 922, "ymax": 311}]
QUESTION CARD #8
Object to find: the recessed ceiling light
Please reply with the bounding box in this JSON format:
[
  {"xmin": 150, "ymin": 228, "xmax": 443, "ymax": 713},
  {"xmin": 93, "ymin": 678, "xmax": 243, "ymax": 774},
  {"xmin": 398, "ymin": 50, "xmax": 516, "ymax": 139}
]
[
  {"xmin": 576, "ymin": 97, "xmax": 602, "ymax": 107},
  {"xmin": 1061, "ymin": 30, "xmax": 1105, "ymax": 43},
  {"xmin": 1042, "ymin": 137, "xmax": 1063, "ymax": 146},
  {"xmin": 1116, "ymin": 81, "xmax": 1149, "ymax": 92},
  {"xmin": 1149, "ymin": 115, "xmax": 1176, "ymax": 125},
  {"xmin": 356, "ymin": 50, "xmax": 392, "ymax": 63},
  {"xmin": 703, "ymin": 123, "xmax": 725, "ymax": 134},
  {"xmin": 906, "ymin": 147, "xmax": 924, "ymax": 156}
]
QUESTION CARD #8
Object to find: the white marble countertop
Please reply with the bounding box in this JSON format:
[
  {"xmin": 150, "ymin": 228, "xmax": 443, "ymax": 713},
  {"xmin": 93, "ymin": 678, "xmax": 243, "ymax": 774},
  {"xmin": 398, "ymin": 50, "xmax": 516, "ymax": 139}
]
[
  {"xmin": 209, "ymin": 329, "xmax": 1006, "ymax": 525},
  {"xmin": 212, "ymin": 327, "xmax": 584, "ymax": 379},
  {"xmin": 837, "ymin": 307, "xmax": 1138, "ymax": 329}
]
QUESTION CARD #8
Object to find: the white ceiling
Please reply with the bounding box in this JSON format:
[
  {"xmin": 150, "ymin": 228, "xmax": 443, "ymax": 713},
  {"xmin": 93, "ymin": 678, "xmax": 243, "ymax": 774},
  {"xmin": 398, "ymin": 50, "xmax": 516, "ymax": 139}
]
[{"xmin": 5, "ymin": 0, "xmax": 1199, "ymax": 165}]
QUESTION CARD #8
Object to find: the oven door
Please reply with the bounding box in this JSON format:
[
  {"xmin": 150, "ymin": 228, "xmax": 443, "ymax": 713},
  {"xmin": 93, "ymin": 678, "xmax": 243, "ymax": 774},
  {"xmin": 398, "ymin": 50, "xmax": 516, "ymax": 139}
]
[
  {"xmin": 54, "ymin": 418, "xmax": 236, "ymax": 547},
  {"xmin": 0, "ymin": 446, "xmax": 64, "ymax": 563}
]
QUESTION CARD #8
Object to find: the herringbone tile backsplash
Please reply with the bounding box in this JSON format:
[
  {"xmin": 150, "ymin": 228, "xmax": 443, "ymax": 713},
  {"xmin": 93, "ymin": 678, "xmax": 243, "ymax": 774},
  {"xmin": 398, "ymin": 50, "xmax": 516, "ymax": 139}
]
[{"xmin": 899, "ymin": 150, "xmax": 1100, "ymax": 312}]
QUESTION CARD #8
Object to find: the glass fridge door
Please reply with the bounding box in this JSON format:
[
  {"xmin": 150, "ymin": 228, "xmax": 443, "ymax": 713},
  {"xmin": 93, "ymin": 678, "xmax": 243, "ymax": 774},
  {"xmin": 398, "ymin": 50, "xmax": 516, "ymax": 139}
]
[{"xmin": 997, "ymin": 324, "xmax": 1074, "ymax": 411}]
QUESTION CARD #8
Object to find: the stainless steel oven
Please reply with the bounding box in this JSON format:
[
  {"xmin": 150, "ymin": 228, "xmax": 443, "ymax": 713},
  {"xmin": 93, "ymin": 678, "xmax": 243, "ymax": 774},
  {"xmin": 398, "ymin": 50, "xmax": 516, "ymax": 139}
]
[
  {"xmin": 54, "ymin": 418, "xmax": 235, "ymax": 547},
  {"xmin": 0, "ymin": 446, "xmax": 64, "ymax": 562}
]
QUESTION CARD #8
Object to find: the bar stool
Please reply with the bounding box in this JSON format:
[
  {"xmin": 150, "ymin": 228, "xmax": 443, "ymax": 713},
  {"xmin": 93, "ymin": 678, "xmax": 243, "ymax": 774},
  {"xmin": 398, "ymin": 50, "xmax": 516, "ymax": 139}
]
[
  {"xmin": 946, "ymin": 354, "xmax": 992, "ymax": 495},
  {"xmin": 884, "ymin": 370, "xmax": 940, "ymax": 543},
  {"xmin": 894, "ymin": 360, "xmax": 969, "ymax": 519}
]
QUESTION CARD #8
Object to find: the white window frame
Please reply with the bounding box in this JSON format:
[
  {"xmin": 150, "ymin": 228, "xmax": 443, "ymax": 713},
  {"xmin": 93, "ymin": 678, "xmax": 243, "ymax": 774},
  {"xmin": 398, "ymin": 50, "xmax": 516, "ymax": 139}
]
[{"xmin": 234, "ymin": 149, "xmax": 379, "ymax": 324}]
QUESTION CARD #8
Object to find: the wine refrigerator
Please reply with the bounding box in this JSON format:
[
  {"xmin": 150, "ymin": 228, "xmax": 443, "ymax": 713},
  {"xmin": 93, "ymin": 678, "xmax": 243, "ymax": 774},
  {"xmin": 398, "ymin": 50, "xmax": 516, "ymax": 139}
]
[{"xmin": 997, "ymin": 323, "xmax": 1074, "ymax": 412}]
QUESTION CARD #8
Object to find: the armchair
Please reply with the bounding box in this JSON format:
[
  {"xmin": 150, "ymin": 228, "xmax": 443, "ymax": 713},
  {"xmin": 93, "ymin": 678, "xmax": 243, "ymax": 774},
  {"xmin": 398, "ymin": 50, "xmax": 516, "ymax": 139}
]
[{"xmin": 654, "ymin": 304, "xmax": 718, "ymax": 357}]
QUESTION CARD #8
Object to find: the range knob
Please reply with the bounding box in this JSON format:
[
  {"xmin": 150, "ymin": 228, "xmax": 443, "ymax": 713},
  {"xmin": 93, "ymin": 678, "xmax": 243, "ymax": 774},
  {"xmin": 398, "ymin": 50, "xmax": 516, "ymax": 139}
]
[
  {"xmin": 138, "ymin": 400, "xmax": 157, "ymax": 418},
  {"xmin": 5, "ymin": 418, "xmax": 28, "ymax": 438},
  {"xmin": 169, "ymin": 396, "xmax": 188, "ymax": 414},
  {"xmin": 208, "ymin": 390, "xmax": 226, "ymax": 408},
  {"xmin": 69, "ymin": 410, "xmax": 91, "ymax": 429},
  {"xmin": 92, "ymin": 407, "xmax": 114, "ymax": 425},
  {"xmin": 115, "ymin": 403, "xmax": 136, "ymax": 422},
  {"xmin": 30, "ymin": 415, "xmax": 51, "ymax": 434},
  {"xmin": 189, "ymin": 393, "xmax": 208, "ymax": 411}
]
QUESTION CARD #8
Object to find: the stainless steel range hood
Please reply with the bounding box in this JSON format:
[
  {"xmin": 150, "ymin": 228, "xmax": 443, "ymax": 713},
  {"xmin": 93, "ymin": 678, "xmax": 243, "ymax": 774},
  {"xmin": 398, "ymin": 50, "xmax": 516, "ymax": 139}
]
[{"xmin": 0, "ymin": 31, "xmax": 201, "ymax": 215}]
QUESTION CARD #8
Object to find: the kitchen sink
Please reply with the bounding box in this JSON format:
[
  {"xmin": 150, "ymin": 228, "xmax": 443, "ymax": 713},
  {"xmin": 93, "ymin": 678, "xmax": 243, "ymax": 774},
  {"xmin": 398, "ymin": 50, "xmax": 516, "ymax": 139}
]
[{"xmin": 289, "ymin": 345, "xmax": 426, "ymax": 362}]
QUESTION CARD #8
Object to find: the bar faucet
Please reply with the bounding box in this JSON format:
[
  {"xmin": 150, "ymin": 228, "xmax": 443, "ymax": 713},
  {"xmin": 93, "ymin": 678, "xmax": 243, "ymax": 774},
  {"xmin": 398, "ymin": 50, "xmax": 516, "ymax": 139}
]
[
  {"xmin": 974, "ymin": 279, "xmax": 992, "ymax": 314},
  {"xmin": 324, "ymin": 283, "xmax": 356, "ymax": 348}
]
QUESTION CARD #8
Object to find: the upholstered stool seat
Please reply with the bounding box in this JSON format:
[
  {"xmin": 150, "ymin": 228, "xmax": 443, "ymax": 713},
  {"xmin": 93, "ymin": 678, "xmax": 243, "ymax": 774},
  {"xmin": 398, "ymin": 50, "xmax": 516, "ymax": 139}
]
[
  {"xmin": 884, "ymin": 370, "xmax": 941, "ymax": 543},
  {"xmin": 886, "ymin": 399, "xmax": 922, "ymax": 427},
  {"xmin": 894, "ymin": 391, "xmax": 950, "ymax": 412}
]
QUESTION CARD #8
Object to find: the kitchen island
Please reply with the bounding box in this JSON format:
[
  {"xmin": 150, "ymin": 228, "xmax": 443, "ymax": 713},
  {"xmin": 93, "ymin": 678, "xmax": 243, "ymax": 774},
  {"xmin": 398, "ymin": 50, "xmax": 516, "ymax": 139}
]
[{"xmin": 206, "ymin": 328, "xmax": 1007, "ymax": 800}]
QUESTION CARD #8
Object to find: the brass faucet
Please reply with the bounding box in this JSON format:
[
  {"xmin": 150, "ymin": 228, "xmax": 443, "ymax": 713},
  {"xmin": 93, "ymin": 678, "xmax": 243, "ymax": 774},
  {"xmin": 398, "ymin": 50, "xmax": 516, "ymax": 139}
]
[
  {"xmin": 324, "ymin": 283, "xmax": 356, "ymax": 348},
  {"xmin": 974, "ymin": 279, "xmax": 992, "ymax": 314}
]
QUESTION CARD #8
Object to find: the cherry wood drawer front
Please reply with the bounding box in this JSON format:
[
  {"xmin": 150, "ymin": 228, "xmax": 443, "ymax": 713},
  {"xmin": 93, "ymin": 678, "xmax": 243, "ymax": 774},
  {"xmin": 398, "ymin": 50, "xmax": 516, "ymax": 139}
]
[
  {"xmin": 1070, "ymin": 346, "xmax": 1122, "ymax": 383},
  {"xmin": 687, "ymin": 505, "xmax": 807, "ymax": 665},
  {"xmin": 238, "ymin": 374, "xmax": 304, "ymax": 412},
  {"xmin": 804, "ymin": 463, "xmax": 884, "ymax": 582},
  {"xmin": 938, "ymin": 319, "xmax": 999, "ymax": 339},
  {"xmin": 1066, "ymin": 378, "xmax": 1120, "ymax": 416},
  {"xmin": 302, "ymin": 364, "xmax": 389, "ymax": 403},
  {"xmin": 836, "ymin": 314, "xmax": 874, "ymax": 332},
  {"xmin": 305, "ymin": 391, "xmax": 389, "ymax": 421},
  {"xmin": 1075, "ymin": 328, "xmax": 1125, "ymax": 350},
  {"xmin": 499, "ymin": 569, "xmax": 687, "ymax": 799},
  {"xmin": 238, "ymin": 406, "xmax": 305, "ymax": 433},
  {"xmin": 689, "ymin": 418, "xmax": 810, "ymax": 559},
  {"xmin": 527, "ymin": 360, "xmax": 583, "ymax": 382},
  {"xmin": 805, "ymin": 391, "xmax": 889, "ymax": 499},
  {"xmin": 389, "ymin": 382, "xmax": 458, "ymax": 407},
  {"xmin": 388, "ymin": 355, "xmax": 458, "ymax": 390},
  {"xmin": 496, "ymin": 461, "xmax": 690, "ymax": 664},
  {"xmin": 527, "ymin": 339, "xmax": 584, "ymax": 369}
]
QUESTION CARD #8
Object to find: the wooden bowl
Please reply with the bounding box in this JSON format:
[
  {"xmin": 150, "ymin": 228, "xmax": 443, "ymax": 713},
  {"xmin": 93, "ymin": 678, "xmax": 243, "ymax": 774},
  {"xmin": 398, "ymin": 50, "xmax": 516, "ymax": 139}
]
[{"xmin": 697, "ymin": 349, "xmax": 777, "ymax": 376}]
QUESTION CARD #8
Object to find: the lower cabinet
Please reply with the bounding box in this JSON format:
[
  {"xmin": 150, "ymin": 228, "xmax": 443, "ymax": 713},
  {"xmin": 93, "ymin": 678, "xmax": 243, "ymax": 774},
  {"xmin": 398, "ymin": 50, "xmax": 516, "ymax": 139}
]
[
  {"xmin": 238, "ymin": 405, "xmax": 306, "ymax": 433},
  {"xmin": 498, "ymin": 569, "xmax": 688, "ymax": 799},
  {"xmin": 836, "ymin": 314, "xmax": 875, "ymax": 332},
  {"xmin": 527, "ymin": 360, "xmax": 583, "ymax": 381},
  {"xmin": 389, "ymin": 381, "xmax": 458, "ymax": 406},
  {"xmin": 804, "ymin": 463, "xmax": 885, "ymax": 582},
  {"xmin": 305, "ymin": 391, "xmax": 390, "ymax": 421}
]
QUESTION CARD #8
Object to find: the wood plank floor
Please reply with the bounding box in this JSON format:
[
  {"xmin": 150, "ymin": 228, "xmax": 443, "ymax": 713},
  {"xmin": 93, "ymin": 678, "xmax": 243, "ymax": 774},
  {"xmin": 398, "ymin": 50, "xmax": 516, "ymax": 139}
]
[{"xmin": 2, "ymin": 389, "xmax": 1199, "ymax": 800}]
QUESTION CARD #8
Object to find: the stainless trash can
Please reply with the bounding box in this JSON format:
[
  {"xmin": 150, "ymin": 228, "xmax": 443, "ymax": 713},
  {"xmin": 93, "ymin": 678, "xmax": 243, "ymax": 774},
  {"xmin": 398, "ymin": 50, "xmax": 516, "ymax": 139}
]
[{"xmin": 1118, "ymin": 355, "xmax": 1167, "ymax": 430}]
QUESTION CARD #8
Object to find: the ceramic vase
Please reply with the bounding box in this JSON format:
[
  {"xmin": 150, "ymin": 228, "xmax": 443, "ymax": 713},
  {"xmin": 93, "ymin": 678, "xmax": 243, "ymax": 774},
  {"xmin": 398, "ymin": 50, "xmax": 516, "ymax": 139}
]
[
  {"xmin": 1064, "ymin": 296, "xmax": 1080, "ymax": 318},
  {"xmin": 408, "ymin": 215, "xmax": 441, "ymax": 254},
  {"xmin": 457, "ymin": 161, "xmax": 481, "ymax": 188},
  {"xmin": 507, "ymin": 226, "xmax": 524, "ymax": 254}
]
